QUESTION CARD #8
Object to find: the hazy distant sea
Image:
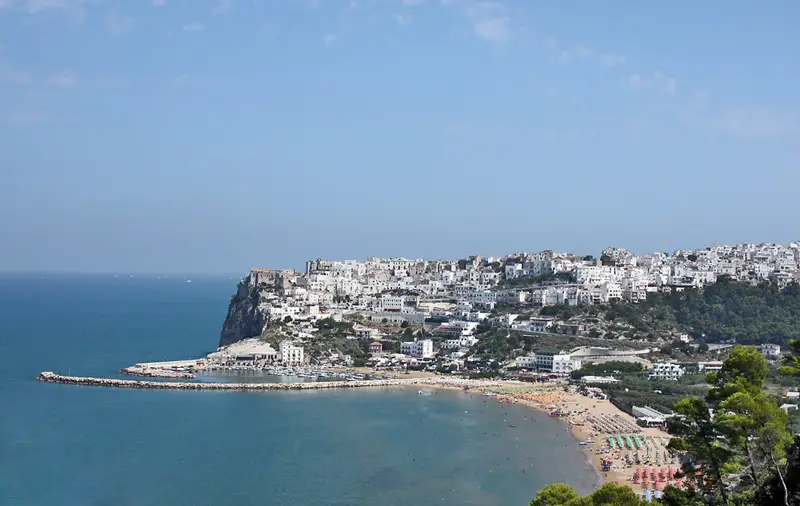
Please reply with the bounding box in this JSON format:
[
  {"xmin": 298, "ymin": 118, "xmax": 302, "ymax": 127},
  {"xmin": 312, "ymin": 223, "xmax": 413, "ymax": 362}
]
[{"xmin": 0, "ymin": 274, "xmax": 598, "ymax": 506}]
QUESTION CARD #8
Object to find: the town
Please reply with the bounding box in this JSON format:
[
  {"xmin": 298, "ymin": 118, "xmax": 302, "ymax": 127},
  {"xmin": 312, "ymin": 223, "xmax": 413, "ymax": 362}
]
[{"xmin": 215, "ymin": 241, "xmax": 800, "ymax": 386}]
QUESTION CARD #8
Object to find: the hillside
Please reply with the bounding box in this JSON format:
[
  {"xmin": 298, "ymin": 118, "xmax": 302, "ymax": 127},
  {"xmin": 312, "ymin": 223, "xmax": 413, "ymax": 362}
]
[{"xmin": 551, "ymin": 277, "xmax": 800, "ymax": 345}]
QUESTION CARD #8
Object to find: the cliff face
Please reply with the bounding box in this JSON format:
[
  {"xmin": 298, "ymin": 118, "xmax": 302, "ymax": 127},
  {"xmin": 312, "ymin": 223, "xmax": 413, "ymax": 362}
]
[{"xmin": 219, "ymin": 277, "xmax": 269, "ymax": 348}]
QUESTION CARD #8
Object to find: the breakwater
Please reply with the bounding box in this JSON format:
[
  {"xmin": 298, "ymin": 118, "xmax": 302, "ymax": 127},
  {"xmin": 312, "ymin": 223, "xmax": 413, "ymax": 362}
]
[
  {"xmin": 121, "ymin": 366, "xmax": 195, "ymax": 379},
  {"xmin": 38, "ymin": 372, "xmax": 501, "ymax": 391}
]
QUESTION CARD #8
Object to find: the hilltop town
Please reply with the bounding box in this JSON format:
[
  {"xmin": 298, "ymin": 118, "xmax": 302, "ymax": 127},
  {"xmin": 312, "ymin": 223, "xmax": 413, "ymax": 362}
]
[{"xmin": 216, "ymin": 242, "xmax": 800, "ymax": 380}]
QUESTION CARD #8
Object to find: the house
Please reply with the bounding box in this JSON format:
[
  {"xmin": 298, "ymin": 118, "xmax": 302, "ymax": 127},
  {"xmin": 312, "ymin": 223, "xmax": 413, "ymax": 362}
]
[
  {"xmin": 759, "ymin": 343, "xmax": 782, "ymax": 360},
  {"xmin": 632, "ymin": 405, "xmax": 675, "ymax": 427},
  {"xmin": 353, "ymin": 323, "xmax": 382, "ymax": 340},
  {"xmin": 697, "ymin": 361, "xmax": 723, "ymax": 372},
  {"xmin": 369, "ymin": 341, "xmax": 383, "ymax": 354},
  {"xmin": 649, "ymin": 363, "xmax": 684, "ymax": 381},
  {"xmin": 534, "ymin": 349, "xmax": 582, "ymax": 374},
  {"xmin": 279, "ymin": 341, "xmax": 305, "ymax": 365},
  {"xmin": 515, "ymin": 355, "xmax": 537, "ymax": 369},
  {"xmin": 400, "ymin": 339, "xmax": 434, "ymax": 358},
  {"xmin": 579, "ymin": 375, "xmax": 620, "ymax": 384}
]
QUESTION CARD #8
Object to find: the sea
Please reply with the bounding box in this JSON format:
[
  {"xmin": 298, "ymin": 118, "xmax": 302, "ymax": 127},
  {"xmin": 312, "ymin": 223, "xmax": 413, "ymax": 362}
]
[{"xmin": 0, "ymin": 274, "xmax": 599, "ymax": 506}]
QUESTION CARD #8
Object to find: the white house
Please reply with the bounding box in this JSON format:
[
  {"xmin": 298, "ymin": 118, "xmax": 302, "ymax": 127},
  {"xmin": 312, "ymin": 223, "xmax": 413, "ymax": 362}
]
[
  {"xmin": 649, "ymin": 363, "xmax": 685, "ymax": 381},
  {"xmin": 441, "ymin": 336, "xmax": 478, "ymax": 349},
  {"xmin": 759, "ymin": 343, "xmax": 782, "ymax": 360},
  {"xmin": 515, "ymin": 355, "xmax": 537, "ymax": 369},
  {"xmin": 279, "ymin": 341, "xmax": 305, "ymax": 365},
  {"xmin": 579, "ymin": 375, "xmax": 620, "ymax": 384},
  {"xmin": 400, "ymin": 339, "xmax": 434, "ymax": 358},
  {"xmin": 697, "ymin": 361, "xmax": 723, "ymax": 372},
  {"xmin": 534, "ymin": 350, "xmax": 581, "ymax": 374},
  {"xmin": 353, "ymin": 324, "xmax": 382, "ymax": 340}
]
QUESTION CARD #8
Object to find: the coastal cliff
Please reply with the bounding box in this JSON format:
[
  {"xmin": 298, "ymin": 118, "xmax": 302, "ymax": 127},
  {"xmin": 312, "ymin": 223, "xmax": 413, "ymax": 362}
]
[{"xmin": 219, "ymin": 276, "xmax": 268, "ymax": 347}]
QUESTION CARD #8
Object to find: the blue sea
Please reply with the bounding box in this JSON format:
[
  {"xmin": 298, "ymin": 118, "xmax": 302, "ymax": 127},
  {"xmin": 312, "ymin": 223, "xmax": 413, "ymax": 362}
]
[{"xmin": 0, "ymin": 274, "xmax": 598, "ymax": 506}]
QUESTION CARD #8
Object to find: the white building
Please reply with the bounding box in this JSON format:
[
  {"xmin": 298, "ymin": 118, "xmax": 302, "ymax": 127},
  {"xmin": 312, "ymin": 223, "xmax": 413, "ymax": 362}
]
[
  {"xmin": 441, "ymin": 336, "xmax": 478, "ymax": 349},
  {"xmin": 515, "ymin": 355, "xmax": 537, "ymax": 369},
  {"xmin": 553, "ymin": 354, "xmax": 582, "ymax": 375},
  {"xmin": 697, "ymin": 361, "xmax": 723, "ymax": 372},
  {"xmin": 759, "ymin": 343, "xmax": 782, "ymax": 360},
  {"xmin": 534, "ymin": 350, "xmax": 581, "ymax": 374},
  {"xmin": 579, "ymin": 375, "xmax": 620, "ymax": 384},
  {"xmin": 279, "ymin": 341, "xmax": 305, "ymax": 365},
  {"xmin": 649, "ymin": 363, "xmax": 685, "ymax": 381},
  {"xmin": 400, "ymin": 339, "xmax": 434, "ymax": 358}
]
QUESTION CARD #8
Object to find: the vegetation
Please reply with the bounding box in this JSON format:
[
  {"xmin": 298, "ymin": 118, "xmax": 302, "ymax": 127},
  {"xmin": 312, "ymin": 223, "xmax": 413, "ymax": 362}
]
[
  {"xmin": 569, "ymin": 360, "xmax": 646, "ymax": 379},
  {"xmin": 529, "ymin": 482, "xmax": 647, "ymax": 505},
  {"xmin": 557, "ymin": 278, "xmax": 800, "ymax": 345},
  {"xmin": 664, "ymin": 345, "xmax": 793, "ymax": 505},
  {"xmin": 533, "ymin": 345, "xmax": 800, "ymax": 505}
]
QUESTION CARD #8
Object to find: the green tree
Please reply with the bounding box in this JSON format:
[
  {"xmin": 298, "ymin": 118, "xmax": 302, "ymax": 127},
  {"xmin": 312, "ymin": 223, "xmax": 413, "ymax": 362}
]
[
  {"xmin": 706, "ymin": 345, "xmax": 767, "ymax": 403},
  {"xmin": 529, "ymin": 482, "xmax": 645, "ymax": 506},
  {"xmin": 780, "ymin": 339, "xmax": 800, "ymax": 376},
  {"xmin": 529, "ymin": 483, "xmax": 579, "ymax": 506},
  {"xmin": 668, "ymin": 397, "xmax": 734, "ymax": 504},
  {"xmin": 587, "ymin": 483, "xmax": 645, "ymax": 505},
  {"xmin": 717, "ymin": 391, "xmax": 792, "ymax": 503}
]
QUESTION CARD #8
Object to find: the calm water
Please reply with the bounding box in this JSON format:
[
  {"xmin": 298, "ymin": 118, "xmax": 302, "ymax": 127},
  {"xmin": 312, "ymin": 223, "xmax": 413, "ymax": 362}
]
[{"xmin": 0, "ymin": 274, "xmax": 598, "ymax": 506}]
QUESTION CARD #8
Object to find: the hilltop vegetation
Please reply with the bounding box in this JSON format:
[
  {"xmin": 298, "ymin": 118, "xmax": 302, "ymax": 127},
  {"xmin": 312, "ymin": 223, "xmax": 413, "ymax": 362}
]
[{"xmin": 550, "ymin": 277, "xmax": 800, "ymax": 345}]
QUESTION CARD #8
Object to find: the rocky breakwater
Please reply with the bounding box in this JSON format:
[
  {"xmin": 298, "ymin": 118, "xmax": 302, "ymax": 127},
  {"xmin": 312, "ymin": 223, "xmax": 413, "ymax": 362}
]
[
  {"xmin": 38, "ymin": 372, "xmax": 502, "ymax": 392},
  {"xmin": 121, "ymin": 366, "xmax": 195, "ymax": 380}
]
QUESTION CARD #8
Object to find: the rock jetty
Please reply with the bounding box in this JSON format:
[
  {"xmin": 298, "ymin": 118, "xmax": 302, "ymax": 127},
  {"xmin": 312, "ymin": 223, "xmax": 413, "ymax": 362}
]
[
  {"xmin": 38, "ymin": 371, "xmax": 501, "ymax": 391},
  {"xmin": 121, "ymin": 366, "xmax": 195, "ymax": 380}
]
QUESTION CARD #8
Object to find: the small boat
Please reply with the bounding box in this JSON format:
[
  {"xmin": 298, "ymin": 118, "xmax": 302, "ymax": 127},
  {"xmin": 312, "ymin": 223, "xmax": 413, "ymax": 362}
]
[{"xmin": 508, "ymin": 425, "xmax": 517, "ymax": 428}]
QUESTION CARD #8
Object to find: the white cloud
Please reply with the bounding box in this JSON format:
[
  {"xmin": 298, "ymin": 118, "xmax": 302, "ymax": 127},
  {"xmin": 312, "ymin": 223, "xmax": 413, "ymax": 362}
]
[
  {"xmin": 182, "ymin": 22, "xmax": 205, "ymax": 32},
  {"xmin": 47, "ymin": 73, "xmax": 76, "ymax": 87},
  {"xmin": 720, "ymin": 108, "xmax": 799, "ymax": 138},
  {"xmin": 626, "ymin": 71, "xmax": 676, "ymax": 94},
  {"xmin": 211, "ymin": 0, "xmax": 231, "ymax": 16},
  {"xmin": 105, "ymin": 9, "xmax": 135, "ymax": 36},
  {"xmin": 473, "ymin": 16, "xmax": 509, "ymax": 44},
  {"xmin": 627, "ymin": 73, "xmax": 644, "ymax": 90},
  {"xmin": 559, "ymin": 46, "xmax": 593, "ymax": 63},
  {"xmin": 465, "ymin": 3, "xmax": 511, "ymax": 45},
  {"xmin": 3, "ymin": 110, "xmax": 48, "ymax": 125},
  {"xmin": 0, "ymin": 64, "xmax": 31, "ymax": 85},
  {"xmin": 394, "ymin": 12, "xmax": 412, "ymax": 26},
  {"xmin": 599, "ymin": 53, "xmax": 626, "ymax": 68}
]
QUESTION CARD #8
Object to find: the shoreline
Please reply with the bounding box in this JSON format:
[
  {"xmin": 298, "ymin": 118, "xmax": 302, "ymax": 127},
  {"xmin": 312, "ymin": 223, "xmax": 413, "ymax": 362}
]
[{"xmin": 37, "ymin": 370, "xmax": 670, "ymax": 493}]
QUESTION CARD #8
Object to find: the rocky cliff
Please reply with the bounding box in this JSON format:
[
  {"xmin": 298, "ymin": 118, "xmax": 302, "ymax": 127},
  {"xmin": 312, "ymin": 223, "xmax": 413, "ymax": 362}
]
[{"xmin": 219, "ymin": 276, "xmax": 269, "ymax": 348}]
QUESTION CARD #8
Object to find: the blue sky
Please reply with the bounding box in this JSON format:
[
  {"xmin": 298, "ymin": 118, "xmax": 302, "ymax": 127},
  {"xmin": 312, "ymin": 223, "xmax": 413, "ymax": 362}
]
[{"xmin": 1, "ymin": 0, "xmax": 799, "ymax": 274}]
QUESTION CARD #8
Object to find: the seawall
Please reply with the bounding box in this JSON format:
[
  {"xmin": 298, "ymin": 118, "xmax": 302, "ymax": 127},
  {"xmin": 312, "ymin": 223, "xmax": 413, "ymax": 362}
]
[{"xmin": 37, "ymin": 372, "xmax": 501, "ymax": 391}]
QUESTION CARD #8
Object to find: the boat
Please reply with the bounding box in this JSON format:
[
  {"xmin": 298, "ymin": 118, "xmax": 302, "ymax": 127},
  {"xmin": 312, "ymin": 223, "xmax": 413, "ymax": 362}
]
[{"xmin": 508, "ymin": 425, "xmax": 516, "ymax": 428}]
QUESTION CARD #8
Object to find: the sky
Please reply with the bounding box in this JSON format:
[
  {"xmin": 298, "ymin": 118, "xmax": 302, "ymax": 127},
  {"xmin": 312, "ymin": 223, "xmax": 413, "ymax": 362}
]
[{"xmin": 1, "ymin": 0, "xmax": 799, "ymax": 274}]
